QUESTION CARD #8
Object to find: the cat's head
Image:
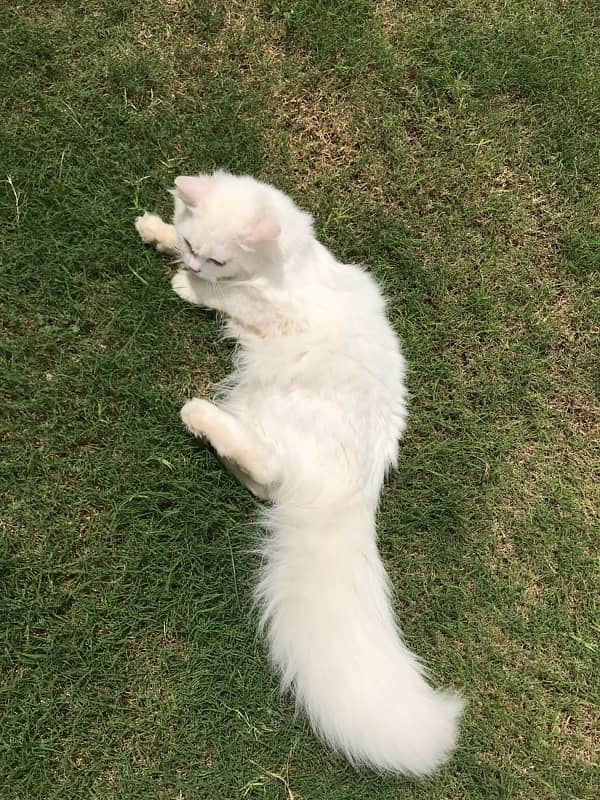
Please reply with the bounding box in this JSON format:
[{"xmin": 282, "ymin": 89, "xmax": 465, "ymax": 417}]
[{"xmin": 172, "ymin": 171, "xmax": 293, "ymax": 282}]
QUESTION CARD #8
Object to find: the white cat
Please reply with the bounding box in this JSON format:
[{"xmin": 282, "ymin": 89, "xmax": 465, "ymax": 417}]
[{"xmin": 135, "ymin": 171, "xmax": 464, "ymax": 776}]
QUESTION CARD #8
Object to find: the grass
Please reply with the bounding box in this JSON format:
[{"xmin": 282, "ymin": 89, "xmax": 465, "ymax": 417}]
[{"xmin": 1, "ymin": 1, "xmax": 598, "ymax": 798}]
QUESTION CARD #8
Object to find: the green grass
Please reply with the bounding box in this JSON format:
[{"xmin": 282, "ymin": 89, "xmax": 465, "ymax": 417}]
[{"xmin": 1, "ymin": 1, "xmax": 598, "ymax": 798}]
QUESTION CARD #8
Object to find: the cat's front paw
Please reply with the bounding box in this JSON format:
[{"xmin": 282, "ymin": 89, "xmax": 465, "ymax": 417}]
[
  {"xmin": 171, "ymin": 269, "xmax": 203, "ymax": 305},
  {"xmin": 180, "ymin": 398, "xmax": 213, "ymax": 438},
  {"xmin": 135, "ymin": 211, "xmax": 166, "ymax": 246}
]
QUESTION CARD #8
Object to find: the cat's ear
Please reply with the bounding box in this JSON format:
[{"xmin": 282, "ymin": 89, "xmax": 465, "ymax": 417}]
[
  {"xmin": 174, "ymin": 175, "xmax": 211, "ymax": 206},
  {"xmin": 245, "ymin": 214, "xmax": 281, "ymax": 243}
]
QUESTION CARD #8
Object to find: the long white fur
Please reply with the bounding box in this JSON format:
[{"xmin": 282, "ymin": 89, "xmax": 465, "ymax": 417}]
[{"xmin": 135, "ymin": 171, "xmax": 464, "ymax": 776}]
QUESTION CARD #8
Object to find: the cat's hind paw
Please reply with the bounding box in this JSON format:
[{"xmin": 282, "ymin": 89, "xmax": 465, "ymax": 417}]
[{"xmin": 180, "ymin": 398, "xmax": 213, "ymax": 438}]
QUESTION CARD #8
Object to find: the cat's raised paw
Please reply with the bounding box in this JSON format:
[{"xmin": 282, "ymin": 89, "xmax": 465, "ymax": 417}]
[{"xmin": 135, "ymin": 212, "xmax": 166, "ymax": 245}]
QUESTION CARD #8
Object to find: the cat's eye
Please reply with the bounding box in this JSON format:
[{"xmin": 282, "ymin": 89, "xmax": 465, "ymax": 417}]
[
  {"xmin": 207, "ymin": 257, "xmax": 226, "ymax": 267},
  {"xmin": 183, "ymin": 238, "xmax": 193, "ymax": 251}
]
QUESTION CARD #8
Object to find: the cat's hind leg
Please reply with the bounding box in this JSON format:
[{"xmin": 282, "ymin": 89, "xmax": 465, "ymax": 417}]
[
  {"xmin": 181, "ymin": 398, "xmax": 280, "ymax": 498},
  {"xmin": 135, "ymin": 212, "xmax": 179, "ymax": 254}
]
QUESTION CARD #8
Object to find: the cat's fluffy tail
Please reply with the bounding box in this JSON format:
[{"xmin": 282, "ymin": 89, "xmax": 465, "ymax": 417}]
[{"xmin": 255, "ymin": 503, "xmax": 464, "ymax": 776}]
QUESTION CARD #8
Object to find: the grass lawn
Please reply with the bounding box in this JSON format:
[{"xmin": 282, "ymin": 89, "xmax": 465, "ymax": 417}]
[{"xmin": 1, "ymin": 1, "xmax": 598, "ymax": 798}]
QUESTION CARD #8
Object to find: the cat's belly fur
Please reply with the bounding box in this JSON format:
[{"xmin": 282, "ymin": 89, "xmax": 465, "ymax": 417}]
[{"xmin": 221, "ymin": 348, "xmax": 406, "ymax": 501}]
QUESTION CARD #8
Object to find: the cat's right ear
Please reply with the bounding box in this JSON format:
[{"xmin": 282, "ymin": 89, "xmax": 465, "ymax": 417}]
[
  {"xmin": 174, "ymin": 175, "xmax": 211, "ymax": 207},
  {"xmin": 245, "ymin": 214, "xmax": 281, "ymax": 243}
]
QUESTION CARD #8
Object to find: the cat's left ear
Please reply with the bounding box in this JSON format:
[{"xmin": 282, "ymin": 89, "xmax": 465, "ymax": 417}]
[
  {"xmin": 245, "ymin": 214, "xmax": 281, "ymax": 243},
  {"xmin": 174, "ymin": 175, "xmax": 211, "ymax": 206}
]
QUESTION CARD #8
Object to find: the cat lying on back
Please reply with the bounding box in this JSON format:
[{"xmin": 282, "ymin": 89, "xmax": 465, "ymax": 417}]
[{"xmin": 135, "ymin": 171, "xmax": 463, "ymax": 775}]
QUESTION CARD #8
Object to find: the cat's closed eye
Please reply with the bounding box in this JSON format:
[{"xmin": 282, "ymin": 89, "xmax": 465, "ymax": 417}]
[{"xmin": 182, "ymin": 238, "xmax": 225, "ymax": 266}]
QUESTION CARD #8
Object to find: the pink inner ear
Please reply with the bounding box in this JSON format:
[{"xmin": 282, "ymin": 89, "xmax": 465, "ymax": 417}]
[
  {"xmin": 174, "ymin": 175, "xmax": 211, "ymax": 206},
  {"xmin": 246, "ymin": 214, "xmax": 281, "ymax": 243}
]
